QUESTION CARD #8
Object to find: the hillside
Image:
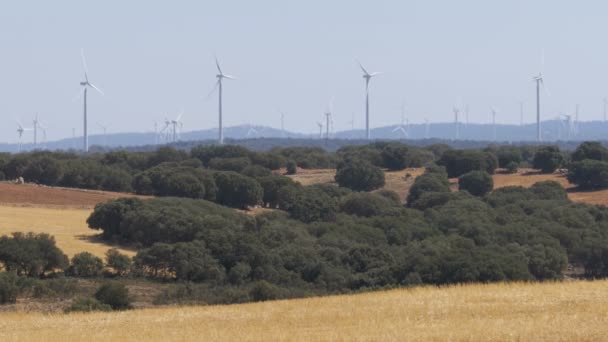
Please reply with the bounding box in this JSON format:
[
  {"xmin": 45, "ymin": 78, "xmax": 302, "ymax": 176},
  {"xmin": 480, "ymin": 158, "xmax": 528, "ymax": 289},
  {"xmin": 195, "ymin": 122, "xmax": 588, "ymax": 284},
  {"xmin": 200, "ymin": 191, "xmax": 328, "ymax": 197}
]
[{"xmin": 1, "ymin": 280, "xmax": 607, "ymax": 341}]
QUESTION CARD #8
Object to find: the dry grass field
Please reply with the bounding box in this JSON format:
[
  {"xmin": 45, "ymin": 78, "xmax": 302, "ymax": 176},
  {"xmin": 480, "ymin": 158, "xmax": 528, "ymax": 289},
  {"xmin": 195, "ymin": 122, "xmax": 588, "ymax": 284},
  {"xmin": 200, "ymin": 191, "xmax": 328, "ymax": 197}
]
[{"xmin": 1, "ymin": 280, "xmax": 607, "ymax": 341}]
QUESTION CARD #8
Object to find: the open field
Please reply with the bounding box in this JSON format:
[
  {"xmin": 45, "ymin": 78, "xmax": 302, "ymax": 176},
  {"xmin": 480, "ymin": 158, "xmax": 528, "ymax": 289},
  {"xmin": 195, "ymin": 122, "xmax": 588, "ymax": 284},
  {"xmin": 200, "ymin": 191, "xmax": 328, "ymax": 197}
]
[
  {"xmin": 1, "ymin": 280, "xmax": 607, "ymax": 341},
  {"xmin": 0, "ymin": 182, "xmax": 148, "ymax": 209},
  {"xmin": 0, "ymin": 205, "xmax": 134, "ymax": 258}
]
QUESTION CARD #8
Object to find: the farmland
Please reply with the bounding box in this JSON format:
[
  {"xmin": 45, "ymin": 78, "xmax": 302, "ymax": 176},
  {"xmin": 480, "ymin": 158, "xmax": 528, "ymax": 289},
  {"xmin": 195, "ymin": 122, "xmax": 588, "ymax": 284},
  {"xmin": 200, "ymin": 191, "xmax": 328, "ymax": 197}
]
[{"xmin": 1, "ymin": 280, "xmax": 607, "ymax": 341}]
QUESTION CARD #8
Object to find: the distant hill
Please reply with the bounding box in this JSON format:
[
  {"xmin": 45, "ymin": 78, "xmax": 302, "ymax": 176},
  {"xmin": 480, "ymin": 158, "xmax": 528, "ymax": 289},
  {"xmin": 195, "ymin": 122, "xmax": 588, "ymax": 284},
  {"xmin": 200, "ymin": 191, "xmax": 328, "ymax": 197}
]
[{"xmin": 2, "ymin": 120, "xmax": 607, "ymax": 153}]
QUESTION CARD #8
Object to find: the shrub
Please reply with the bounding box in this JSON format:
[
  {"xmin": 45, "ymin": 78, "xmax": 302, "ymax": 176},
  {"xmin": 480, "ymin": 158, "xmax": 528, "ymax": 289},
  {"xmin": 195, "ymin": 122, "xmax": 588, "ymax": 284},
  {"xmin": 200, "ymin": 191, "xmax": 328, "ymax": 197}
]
[
  {"xmin": 0, "ymin": 272, "xmax": 18, "ymax": 304},
  {"xmin": 67, "ymin": 297, "xmax": 112, "ymax": 312},
  {"xmin": 95, "ymin": 282, "xmax": 132, "ymax": 310},
  {"xmin": 567, "ymin": 160, "xmax": 608, "ymax": 190},
  {"xmin": 70, "ymin": 252, "xmax": 104, "ymax": 277},
  {"xmin": 87, "ymin": 197, "xmax": 145, "ymax": 239},
  {"xmin": 208, "ymin": 157, "xmax": 251, "ymax": 172},
  {"xmin": 437, "ymin": 150, "xmax": 498, "ymax": 178},
  {"xmin": 458, "ymin": 171, "xmax": 494, "ymax": 197},
  {"xmin": 105, "ymin": 249, "xmax": 132, "ymax": 276},
  {"xmin": 286, "ymin": 160, "xmax": 297, "ymax": 175},
  {"xmin": 132, "ymin": 164, "xmax": 215, "ymax": 200},
  {"xmin": 258, "ymin": 175, "xmax": 296, "ymax": 208},
  {"xmin": 23, "ymin": 156, "xmax": 63, "ymax": 185},
  {"xmin": 340, "ymin": 193, "xmax": 396, "ymax": 217},
  {"xmin": 532, "ymin": 146, "xmax": 563, "ymax": 173},
  {"xmin": 249, "ymin": 280, "xmax": 281, "ymax": 302},
  {"xmin": 406, "ymin": 172, "xmax": 450, "ymax": 206},
  {"xmin": 530, "ymin": 181, "xmax": 568, "ymax": 200},
  {"xmin": 335, "ymin": 160, "xmax": 385, "ymax": 191},
  {"xmin": 496, "ymin": 148, "xmax": 523, "ymax": 168},
  {"xmin": 241, "ymin": 165, "xmax": 272, "ymax": 179},
  {"xmin": 278, "ymin": 186, "xmax": 337, "ymax": 222}
]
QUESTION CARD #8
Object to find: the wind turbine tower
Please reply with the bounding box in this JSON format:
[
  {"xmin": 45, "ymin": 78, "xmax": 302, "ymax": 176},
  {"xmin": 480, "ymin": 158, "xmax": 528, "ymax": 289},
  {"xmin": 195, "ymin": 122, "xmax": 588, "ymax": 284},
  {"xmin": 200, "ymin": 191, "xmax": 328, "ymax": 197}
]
[
  {"xmin": 78, "ymin": 49, "xmax": 104, "ymax": 152},
  {"xmin": 491, "ymin": 107, "xmax": 497, "ymax": 141},
  {"xmin": 358, "ymin": 61, "xmax": 382, "ymax": 140},
  {"xmin": 533, "ymin": 51, "xmax": 549, "ymax": 142},
  {"xmin": 212, "ymin": 58, "xmax": 236, "ymax": 145},
  {"xmin": 453, "ymin": 107, "xmax": 460, "ymax": 140}
]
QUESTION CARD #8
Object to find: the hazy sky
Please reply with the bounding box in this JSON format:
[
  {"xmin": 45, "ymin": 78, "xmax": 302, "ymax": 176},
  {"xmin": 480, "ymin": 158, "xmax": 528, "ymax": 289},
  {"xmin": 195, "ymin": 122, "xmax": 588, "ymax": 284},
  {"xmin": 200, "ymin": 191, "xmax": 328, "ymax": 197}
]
[{"xmin": 1, "ymin": 0, "xmax": 607, "ymax": 142}]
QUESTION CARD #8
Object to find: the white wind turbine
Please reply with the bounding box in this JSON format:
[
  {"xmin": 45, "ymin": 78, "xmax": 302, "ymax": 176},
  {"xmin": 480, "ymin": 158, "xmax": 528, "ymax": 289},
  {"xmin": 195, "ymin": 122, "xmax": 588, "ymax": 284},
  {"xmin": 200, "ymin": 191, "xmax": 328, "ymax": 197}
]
[
  {"xmin": 358, "ymin": 61, "xmax": 382, "ymax": 140},
  {"xmin": 453, "ymin": 106, "xmax": 460, "ymax": 140},
  {"xmin": 316, "ymin": 121, "xmax": 323, "ymax": 138},
  {"xmin": 16, "ymin": 120, "xmax": 32, "ymax": 153},
  {"xmin": 491, "ymin": 107, "xmax": 498, "ymax": 141},
  {"xmin": 392, "ymin": 103, "xmax": 408, "ymax": 138},
  {"xmin": 160, "ymin": 118, "xmax": 171, "ymax": 143},
  {"xmin": 533, "ymin": 50, "xmax": 550, "ymax": 142},
  {"xmin": 170, "ymin": 112, "xmax": 184, "ymax": 142},
  {"xmin": 98, "ymin": 122, "xmax": 108, "ymax": 146},
  {"xmin": 208, "ymin": 57, "xmax": 236, "ymax": 145},
  {"xmin": 77, "ymin": 49, "xmax": 104, "ymax": 152}
]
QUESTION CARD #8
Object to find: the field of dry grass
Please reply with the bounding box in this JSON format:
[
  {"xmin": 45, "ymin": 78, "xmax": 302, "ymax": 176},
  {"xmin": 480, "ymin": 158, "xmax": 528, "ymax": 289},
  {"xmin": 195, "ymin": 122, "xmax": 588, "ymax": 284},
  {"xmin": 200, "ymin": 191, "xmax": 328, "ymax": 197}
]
[
  {"xmin": 0, "ymin": 205, "xmax": 134, "ymax": 258},
  {"xmin": 1, "ymin": 280, "xmax": 607, "ymax": 341}
]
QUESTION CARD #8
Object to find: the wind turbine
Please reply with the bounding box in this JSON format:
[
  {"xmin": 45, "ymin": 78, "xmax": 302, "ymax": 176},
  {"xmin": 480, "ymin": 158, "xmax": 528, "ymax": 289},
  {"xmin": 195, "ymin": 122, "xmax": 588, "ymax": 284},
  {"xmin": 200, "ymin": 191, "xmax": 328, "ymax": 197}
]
[
  {"xmin": 98, "ymin": 122, "xmax": 108, "ymax": 146},
  {"xmin": 323, "ymin": 97, "xmax": 334, "ymax": 144},
  {"xmin": 246, "ymin": 124, "xmax": 259, "ymax": 138},
  {"xmin": 16, "ymin": 121, "xmax": 32, "ymax": 153},
  {"xmin": 77, "ymin": 49, "xmax": 104, "ymax": 152},
  {"xmin": 392, "ymin": 103, "xmax": 408, "ymax": 139},
  {"xmin": 533, "ymin": 50, "xmax": 550, "ymax": 142},
  {"xmin": 160, "ymin": 118, "xmax": 171, "ymax": 143},
  {"xmin": 171, "ymin": 112, "xmax": 183, "ymax": 142},
  {"xmin": 358, "ymin": 61, "xmax": 382, "ymax": 140},
  {"xmin": 453, "ymin": 106, "xmax": 460, "ymax": 140},
  {"xmin": 278, "ymin": 110, "xmax": 286, "ymax": 137},
  {"xmin": 316, "ymin": 121, "xmax": 323, "ymax": 138},
  {"xmin": 491, "ymin": 107, "xmax": 498, "ymax": 141},
  {"xmin": 209, "ymin": 57, "xmax": 236, "ymax": 145}
]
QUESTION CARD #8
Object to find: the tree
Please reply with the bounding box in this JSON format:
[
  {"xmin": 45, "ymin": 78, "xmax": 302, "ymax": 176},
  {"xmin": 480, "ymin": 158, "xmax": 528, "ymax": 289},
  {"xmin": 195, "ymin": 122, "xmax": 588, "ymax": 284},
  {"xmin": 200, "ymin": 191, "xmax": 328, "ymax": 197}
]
[
  {"xmin": 70, "ymin": 252, "xmax": 104, "ymax": 277},
  {"xmin": 571, "ymin": 141, "xmax": 608, "ymax": 162},
  {"xmin": 213, "ymin": 172, "xmax": 263, "ymax": 209},
  {"xmin": 87, "ymin": 198, "xmax": 145, "ymax": 239},
  {"xmin": 0, "ymin": 272, "xmax": 18, "ymax": 304},
  {"xmin": 0, "ymin": 232, "xmax": 68, "ymax": 277},
  {"xmin": 532, "ymin": 146, "xmax": 563, "ymax": 173},
  {"xmin": 23, "ymin": 156, "xmax": 63, "ymax": 185},
  {"xmin": 340, "ymin": 192, "xmax": 397, "ymax": 217},
  {"xmin": 530, "ymin": 181, "xmax": 568, "ymax": 200},
  {"xmin": 286, "ymin": 160, "xmax": 297, "ymax": 175},
  {"xmin": 95, "ymin": 282, "xmax": 132, "ymax": 310},
  {"xmin": 567, "ymin": 160, "xmax": 608, "ymax": 190},
  {"xmin": 335, "ymin": 159, "xmax": 385, "ymax": 191},
  {"xmin": 406, "ymin": 172, "xmax": 450, "ymax": 206},
  {"xmin": 277, "ymin": 186, "xmax": 337, "ymax": 222},
  {"xmin": 381, "ymin": 144, "xmax": 410, "ymax": 170},
  {"xmin": 505, "ymin": 161, "xmax": 518, "ymax": 174},
  {"xmin": 458, "ymin": 171, "xmax": 494, "ymax": 197},
  {"xmin": 105, "ymin": 249, "xmax": 132, "ymax": 276},
  {"xmin": 258, "ymin": 175, "xmax": 296, "ymax": 208},
  {"xmin": 437, "ymin": 150, "xmax": 498, "ymax": 178}
]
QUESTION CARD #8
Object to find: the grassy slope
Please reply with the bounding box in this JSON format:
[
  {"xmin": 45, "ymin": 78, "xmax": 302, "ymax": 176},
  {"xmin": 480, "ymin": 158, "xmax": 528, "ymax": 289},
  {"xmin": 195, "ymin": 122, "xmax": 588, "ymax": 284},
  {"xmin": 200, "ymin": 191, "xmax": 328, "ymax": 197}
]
[{"xmin": 1, "ymin": 280, "xmax": 607, "ymax": 341}]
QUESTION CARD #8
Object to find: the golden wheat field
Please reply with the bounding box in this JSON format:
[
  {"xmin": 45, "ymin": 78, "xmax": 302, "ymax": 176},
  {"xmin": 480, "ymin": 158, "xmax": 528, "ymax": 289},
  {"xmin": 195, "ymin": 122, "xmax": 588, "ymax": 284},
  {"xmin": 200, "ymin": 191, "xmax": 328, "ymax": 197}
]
[
  {"xmin": 1, "ymin": 280, "xmax": 607, "ymax": 341},
  {"xmin": 0, "ymin": 205, "xmax": 133, "ymax": 258}
]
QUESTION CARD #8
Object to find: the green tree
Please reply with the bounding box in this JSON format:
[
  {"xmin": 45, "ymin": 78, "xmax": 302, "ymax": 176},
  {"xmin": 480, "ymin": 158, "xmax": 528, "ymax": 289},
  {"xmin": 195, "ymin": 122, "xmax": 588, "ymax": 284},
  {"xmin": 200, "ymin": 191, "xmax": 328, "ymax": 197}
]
[
  {"xmin": 105, "ymin": 249, "xmax": 132, "ymax": 276},
  {"xmin": 567, "ymin": 160, "xmax": 608, "ymax": 190},
  {"xmin": 571, "ymin": 141, "xmax": 608, "ymax": 162},
  {"xmin": 381, "ymin": 144, "xmax": 410, "ymax": 170},
  {"xmin": 214, "ymin": 172, "xmax": 263, "ymax": 209},
  {"xmin": 335, "ymin": 160, "xmax": 385, "ymax": 191},
  {"xmin": 70, "ymin": 252, "xmax": 104, "ymax": 277},
  {"xmin": 532, "ymin": 146, "xmax": 563, "ymax": 173},
  {"xmin": 95, "ymin": 282, "xmax": 132, "ymax": 310},
  {"xmin": 458, "ymin": 171, "xmax": 494, "ymax": 197}
]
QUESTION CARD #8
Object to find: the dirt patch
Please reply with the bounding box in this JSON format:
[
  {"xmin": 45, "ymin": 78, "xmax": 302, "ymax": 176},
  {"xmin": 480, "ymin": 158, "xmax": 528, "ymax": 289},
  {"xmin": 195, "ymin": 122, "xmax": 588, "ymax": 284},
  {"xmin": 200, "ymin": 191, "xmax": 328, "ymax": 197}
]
[{"xmin": 0, "ymin": 182, "xmax": 149, "ymax": 209}]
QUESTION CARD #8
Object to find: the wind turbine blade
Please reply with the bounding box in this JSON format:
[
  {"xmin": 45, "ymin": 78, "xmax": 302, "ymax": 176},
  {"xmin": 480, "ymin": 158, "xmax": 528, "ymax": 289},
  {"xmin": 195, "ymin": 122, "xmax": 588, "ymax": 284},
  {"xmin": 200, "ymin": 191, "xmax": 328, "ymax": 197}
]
[
  {"xmin": 205, "ymin": 80, "xmax": 220, "ymax": 100},
  {"xmin": 357, "ymin": 61, "xmax": 370, "ymax": 76},
  {"xmin": 370, "ymin": 72, "xmax": 383, "ymax": 77},
  {"xmin": 89, "ymin": 83, "xmax": 105, "ymax": 96},
  {"xmin": 176, "ymin": 112, "xmax": 183, "ymax": 122},
  {"xmin": 223, "ymin": 75, "xmax": 237, "ymax": 80},
  {"xmin": 215, "ymin": 57, "xmax": 223, "ymax": 75},
  {"xmin": 80, "ymin": 48, "xmax": 89, "ymax": 73},
  {"xmin": 392, "ymin": 126, "xmax": 400, "ymax": 133}
]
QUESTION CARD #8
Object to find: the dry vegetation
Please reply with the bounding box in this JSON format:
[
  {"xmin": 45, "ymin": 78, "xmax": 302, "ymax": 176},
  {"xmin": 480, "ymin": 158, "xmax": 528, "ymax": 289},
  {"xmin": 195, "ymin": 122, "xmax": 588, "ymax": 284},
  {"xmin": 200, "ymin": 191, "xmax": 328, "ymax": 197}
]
[{"xmin": 1, "ymin": 280, "xmax": 607, "ymax": 341}]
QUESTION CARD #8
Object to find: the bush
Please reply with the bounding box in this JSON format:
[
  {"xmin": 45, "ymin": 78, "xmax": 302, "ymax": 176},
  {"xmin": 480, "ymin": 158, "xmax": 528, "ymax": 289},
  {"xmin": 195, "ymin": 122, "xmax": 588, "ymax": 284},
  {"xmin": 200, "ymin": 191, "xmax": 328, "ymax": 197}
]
[
  {"xmin": 286, "ymin": 160, "xmax": 297, "ymax": 175},
  {"xmin": 0, "ymin": 272, "xmax": 18, "ymax": 304},
  {"xmin": 249, "ymin": 280, "xmax": 281, "ymax": 302},
  {"xmin": 258, "ymin": 175, "xmax": 296, "ymax": 208},
  {"xmin": 340, "ymin": 193, "xmax": 397, "ymax": 217},
  {"xmin": 70, "ymin": 252, "xmax": 104, "ymax": 277},
  {"xmin": 567, "ymin": 159, "xmax": 608, "ymax": 190},
  {"xmin": 458, "ymin": 171, "xmax": 494, "ymax": 197},
  {"xmin": 437, "ymin": 150, "xmax": 498, "ymax": 178},
  {"xmin": 132, "ymin": 163, "xmax": 216, "ymax": 200},
  {"xmin": 335, "ymin": 160, "xmax": 385, "ymax": 191},
  {"xmin": 241, "ymin": 165, "xmax": 272, "ymax": 179},
  {"xmin": 496, "ymin": 147, "xmax": 523, "ymax": 168},
  {"xmin": 532, "ymin": 146, "xmax": 563, "ymax": 174},
  {"xmin": 105, "ymin": 249, "xmax": 132, "ymax": 276},
  {"xmin": 67, "ymin": 297, "xmax": 112, "ymax": 312},
  {"xmin": 208, "ymin": 157, "xmax": 252, "ymax": 172},
  {"xmin": 278, "ymin": 186, "xmax": 337, "ymax": 222},
  {"xmin": 530, "ymin": 181, "xmax": 568, "ymax": 200},
  {"xmin": 95, "ymin": 282, "xmax": 132, "ymax": 310}
]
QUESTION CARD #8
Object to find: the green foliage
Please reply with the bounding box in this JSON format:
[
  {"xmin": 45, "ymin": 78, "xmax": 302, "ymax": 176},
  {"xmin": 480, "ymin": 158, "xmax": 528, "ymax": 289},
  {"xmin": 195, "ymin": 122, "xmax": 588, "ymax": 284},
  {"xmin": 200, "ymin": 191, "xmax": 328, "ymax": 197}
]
[
  {"xmin": 95, "ymin": 282, "xmax": 132, "ymax": 310},
  {"xmin": 335, "ymin": 159, "xmax": 385, "ymax": 191},
  {"xmin": 0, "ymin": 233, "xmax": 68, "ymax": 277},
  {"xmin": 505, "ymin": 161, "xmax": 518, "ymax": 174},
  {"xmin": 496, "ymin": 147, "xmax": 523, "ymax": 168},
  {"xmin": 406, "ymin": 171, "xmax": 451, "ymax": 206},
  {"xmin": 437, "ymin": 149, "xmax": 498, "ymax": 178},
  {"xmin": 568, "ymin": 160, "xmax": 608, "ymax": 190},
  {"xmin": 87, "ymin": 197, "xmax": 145, "ymax": 240},
  {"xmin": 213, "ymin": 171, "xmax": 263, "ymax": 209},
  {"xmin": 340, "ymin": 192, "xmax": 398, "ymax": 217},
  {"xmin": 571, "ymin": 141, "xmax": 608, "ymax": 162},
  {"xmin": 458, "ymin": 171, "xmax": 494, "ymax": 197},
  {"xmin": 532, "ymin": 146, "xmax": 563, "ymax": 173},
  {"xmin": 23, "ymin": 156, "xmax": 63, "ymax": 185},
  {"xmin": 105, "ymin": 249, "xmax": 132, "ymax": 276},
  {"xmin": 241, "ymin": 165, "xmax": 272, "ymax": 179},
  {"xmin": 208, "ymin": 157, "xmax": 251, "ymax": 172},
  {"xmin": 132, "ymin": 162, "xmax": 216, "ymax": 200},
  {"xmin": 258, "ymin": 175, "xmax": 296, "ymax": 208},
  {"xmin": 286, "ymin": 160, "xmax": 297, "ymax": 175},
  {"xmin": 380, "ymin": 144, "xmax": 411, "ymax": 170},
  {"xmin": 70, "ymin": 252, "xmax": 104, "ymax": 277},
  {"xmin": 0, "ymin": 272, "xmax": 18, "ymax": 304},
  {"xmin": 190, "ymin": 145, "xmax": 252, "ymax": 166},
  {"xmin": 278, "ymin": 186, "xmax": 338, "ymax": 222},
  {"xmin": 66, "ymin": 297, "xmax": 112, "ymax": 312},
  {"xmin": 530, "ymin": 181, "xmax": 568, "ymax": 200}
]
